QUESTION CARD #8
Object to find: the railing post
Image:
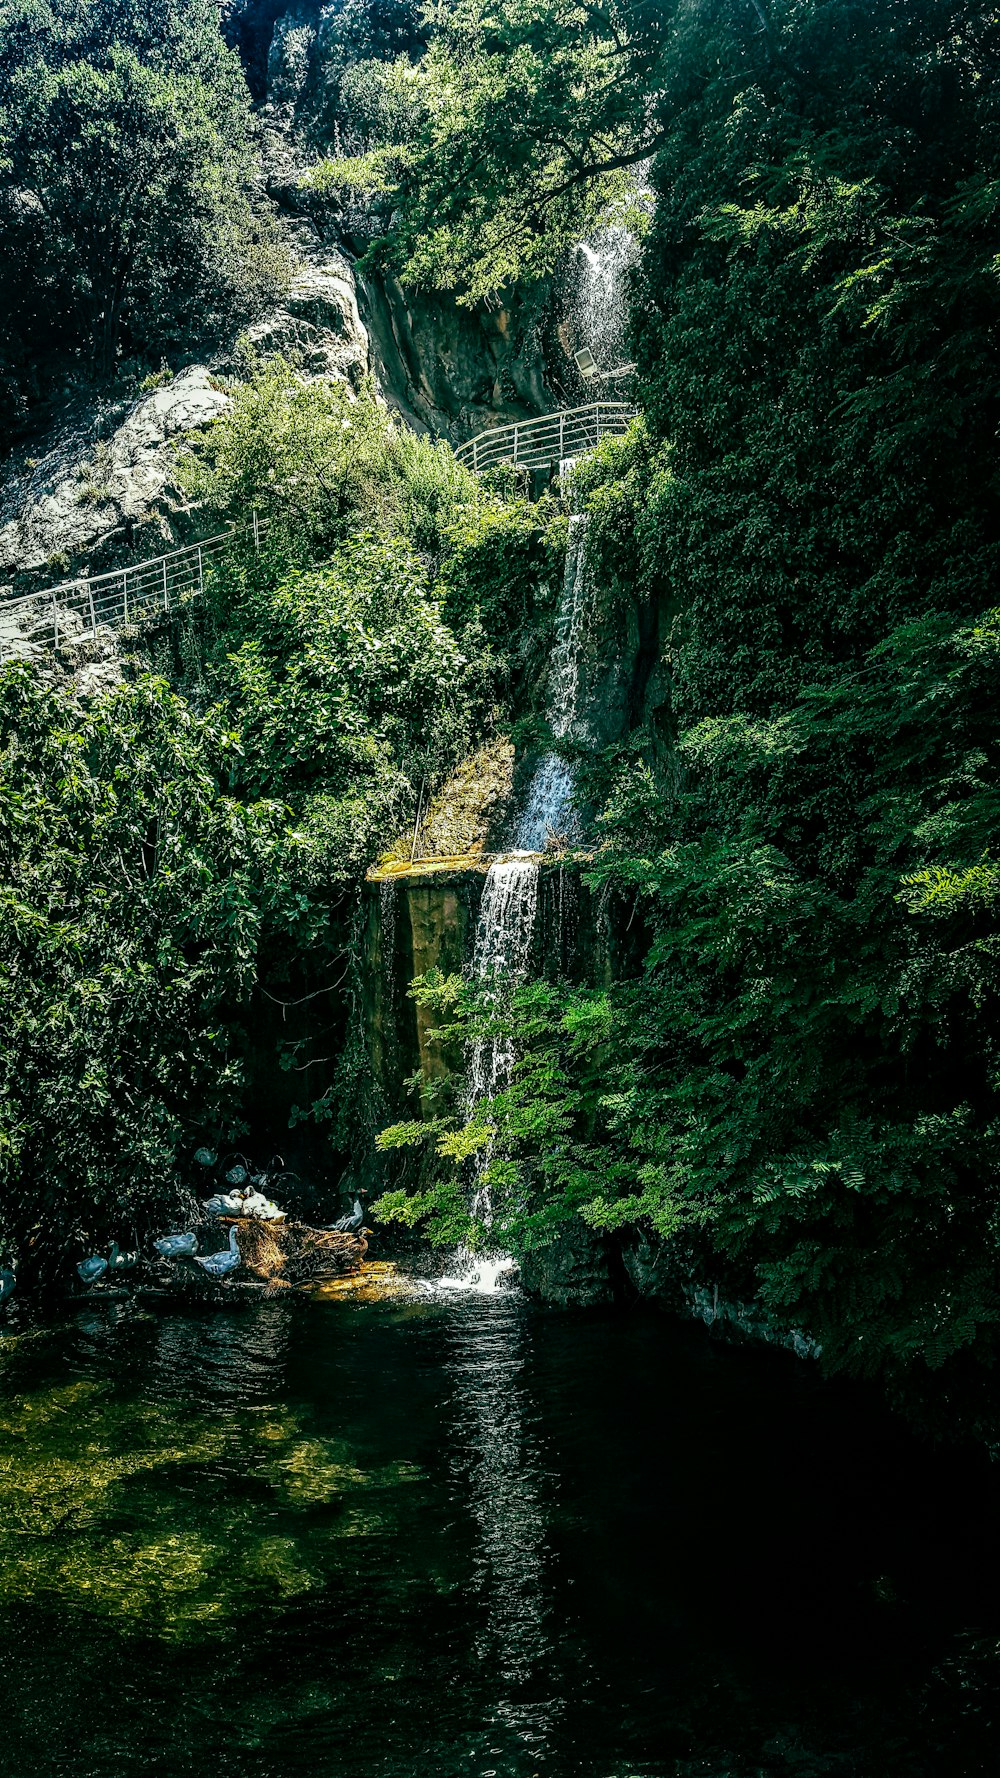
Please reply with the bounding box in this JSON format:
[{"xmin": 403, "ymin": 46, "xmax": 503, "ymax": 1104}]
[
  {"xmin": 52, "ymin": 592, "xmax": 59, "ymax": 649},
  {"xmin": 253, "ymin": 509, "xmax": 260, "ymax": 551},
  {"xmin": 472, "ymin": 438, "xmax": 479, "ymax": 475},
  {"xmin": 560, "ymin": 412, "xmax": 565, "ymax": 461},
  {"xmin": 513, "ymin": 424, "xmax": 519, "ymax": 466},
  {"xmin": 163, "ymin": 556, "xmax": 169, "ymax": 612},
  {"xmin": 122, "ymin": 568, "xmax": 129, "ymax": 625},
  {"xmin": 197, "ymin": 545, "xmax": 204, "ymax": 598},
  {"xmin": 88, "ymin": 581, "xmax": 96, "ymax": 637}
]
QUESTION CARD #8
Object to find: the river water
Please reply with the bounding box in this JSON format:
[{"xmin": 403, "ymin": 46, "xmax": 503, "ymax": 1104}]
[{"xmin": 0, "ymin": 1291, "xmax": 996, "ymax": 1777}]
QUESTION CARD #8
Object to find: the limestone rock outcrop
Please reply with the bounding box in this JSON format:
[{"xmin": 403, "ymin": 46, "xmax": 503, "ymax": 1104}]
[
  {"xmin": 0, "ymin": 369, "xmax": 230, "ymax": 597},
  {"xmin": 0, "ymin": 238, "xmax": 373, "ymax": 599},
  {"xmin": 230, "ymin": 244, "xmax": 371, "ymax": 389}
]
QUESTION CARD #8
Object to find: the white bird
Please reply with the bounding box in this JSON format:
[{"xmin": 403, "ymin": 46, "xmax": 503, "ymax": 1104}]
[
  {"xmin": 333, "ymin": 1199, "xmax": 364, "ymax": 1233},
  {"xmin": 202, "ymin": 1191, "xmax": 248, "ymax": 1217},
  {"xmin": 77, "ymin": 1254, "xmax": 107, "ymax": 1285},
  {"xmin": 194, "ymin": 1225, "xmax": 241, "ymax": 1278},
  {"xmin": 107, "ymin": 1241, "xmax": 138, "ymax": 1273},
  {"xmin": 0, "ymin": 1264, "xmax": 15, "ymax": 1306},
  {"xmin": 153, "ymin": 1232, "xmax": 198, "ymax": 1260},
  {"xmin": 241, "ymin": 1190, "xmax": 285, "ymax": 1222}
]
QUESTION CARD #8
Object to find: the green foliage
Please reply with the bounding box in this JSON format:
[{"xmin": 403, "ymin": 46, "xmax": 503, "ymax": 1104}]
[
  {"xmin": 374, "ymin": 0, "xmax": 1000, "ymax": 1421},
  {"xmin": 209, "ymin": 534, "xmax": 496, "ymax": 849},
  {"xmin": 0, "ymin": 667, "xmax": 282, "ymax": 1279},
  {"xmin": 0, "ymin": 0, "xmax": 288, "ymax": 432},
  {"xmin": 179, "ymin": 357, "xmax": 482, "ymax": 560},
  {"xmin": 357, "ymin": 0, "xmax": 662, "ymax": 301}
]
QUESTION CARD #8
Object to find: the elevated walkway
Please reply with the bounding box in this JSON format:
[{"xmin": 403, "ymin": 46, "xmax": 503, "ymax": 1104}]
[
  {"xmin": 455, "ymin": 401, "xmax": 637, "ymax": 474},
  {"xmin": 0, "ymin": 523, "xmax": 257, "ymax": 661},
  {"xmin": 0, "ymin": 402, "xmax": 638, "ymax": 662}
]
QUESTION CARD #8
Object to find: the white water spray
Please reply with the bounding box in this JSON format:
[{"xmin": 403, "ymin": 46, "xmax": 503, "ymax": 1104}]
[{"xmin": 430, "ymin": 861, "xmax": 539, "ymax": 1293}]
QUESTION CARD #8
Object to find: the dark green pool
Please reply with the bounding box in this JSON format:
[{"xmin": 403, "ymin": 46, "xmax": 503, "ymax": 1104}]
[{"xmin": 0, "ymin": 1289, "xmax": 996, "ymax": 1776}]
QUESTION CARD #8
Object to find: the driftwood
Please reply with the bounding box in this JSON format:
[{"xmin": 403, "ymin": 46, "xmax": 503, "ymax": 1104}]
[
  {"xmin": 231, "ymin": 1218, "xmax": 367, "ymax": 1287},
  {"xmin": 72, "ymin": 1220, "xmax": 370, "ymax": 1303}
]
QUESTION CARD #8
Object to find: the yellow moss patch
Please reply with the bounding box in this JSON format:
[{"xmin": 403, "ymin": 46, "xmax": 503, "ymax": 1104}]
[{"xmin": 377, "ymin": 738, "xmax": 515, "ymax": 869}]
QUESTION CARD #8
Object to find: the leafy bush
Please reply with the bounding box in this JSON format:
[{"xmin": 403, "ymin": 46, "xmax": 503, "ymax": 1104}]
[
  {"xmin": 179, "ymin": 358, "xmax": 482, "ymax": 563},
  {"xmin": 0, "ymin": 0, "xmax": 288, "ymax": 432}
]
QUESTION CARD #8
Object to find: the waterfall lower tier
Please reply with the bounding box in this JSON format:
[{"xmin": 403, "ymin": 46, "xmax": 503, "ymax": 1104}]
[
  {"xmin": 466, "ymin": 859, "xmax": 540, "ymax": 1232},
  {"xmin": 365, "ymin": 860, "xmax": 637, "ymax": 1111},
  {"xmin": 515, "ymin": 756, "xmax": 578, "ymax": 850}
]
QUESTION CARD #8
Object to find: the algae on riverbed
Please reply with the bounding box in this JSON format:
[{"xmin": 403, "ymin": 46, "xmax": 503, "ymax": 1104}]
[{"xmin": 0, "ymin": 1356, "xmax": 424, "ymax": 1640}]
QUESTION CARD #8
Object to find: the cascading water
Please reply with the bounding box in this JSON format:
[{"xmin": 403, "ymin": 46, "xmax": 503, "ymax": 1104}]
[
  {"xmin": 466, "ymin": 859, "xmax": 540, "ymax": 1128},
  {"xmin": 430, "ymin": 861, "xmax": 538, "ymax": 1293},
  {"xmin": 516, "ymin": 502, "xmax": 594, "ymax": 850},
  {"xmin": 573, "ymin": 232, "xmax": 639, "ymax": 371},
  {"xmin": 568, "ymin": 164, "xmax": 652, "ymax": 375},
  {"xmin": 436, "ymin": 205, "xmax": 653, "ymax": 1286}
]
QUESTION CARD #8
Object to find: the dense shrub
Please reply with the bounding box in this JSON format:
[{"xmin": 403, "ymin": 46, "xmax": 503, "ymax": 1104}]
[{"xmin": 0, "ymin": 0, "xmax": 288, "ymax": 434}]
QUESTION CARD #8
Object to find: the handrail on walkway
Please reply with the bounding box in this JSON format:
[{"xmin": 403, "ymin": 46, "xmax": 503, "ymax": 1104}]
[
  {"xmin": 2, "ymin": 401, "xmax": 639, "ymax": 662},
  {"xmin": 455, "ymin": 400, "xmax": 637, "ymax": 474},
  {"xmin": 0, "ymin": 518, "xmax": 264, "ymax": 662}
]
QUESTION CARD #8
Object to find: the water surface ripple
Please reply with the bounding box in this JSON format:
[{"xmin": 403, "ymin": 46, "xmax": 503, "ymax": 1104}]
[{"xmin": 0, "ymin": 1293, "xmax": 996, "ymax": 1776}]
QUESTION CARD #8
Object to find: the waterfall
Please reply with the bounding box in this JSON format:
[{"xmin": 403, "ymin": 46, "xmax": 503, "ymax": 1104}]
[
  {"xmin": 431, "ymin": 860, "xmax": 539, "ymax": 1290},
  {"xmin": 568, "ymin": 165, "xmax": 652, "ymax": 375},
  {"xmin": 515, "ymin": 509, "xmax": 594, "ymax": 850},
  {"xmin": 466, "ymin": 860, "xmax": 540, "ymax": 1213},
  {"xmin": 572, "ymin": 232, "xmax": 639, "ymax": 372}
]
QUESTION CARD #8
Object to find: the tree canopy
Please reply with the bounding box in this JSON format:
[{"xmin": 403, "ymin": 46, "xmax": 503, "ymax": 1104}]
[{"xmin": 0, "ymin": 0, "xmax": 287, "ymax": 435}]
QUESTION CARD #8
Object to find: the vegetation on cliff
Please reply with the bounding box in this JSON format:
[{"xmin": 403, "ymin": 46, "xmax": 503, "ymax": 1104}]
[
  {"xmin": 0, "ymin": 369, "xmax": 551, "ymax": 1279},
  {"xmin": 0, "ymin": 0, "xmax": 288, "ymax": 437},
  {"xmin": 2, "ymin": 0, "xmax": 1000, "ymax": 1433},
  {"xmin": 375, "ymin": 0, "xmax": 1000, "ymax": 1427}
]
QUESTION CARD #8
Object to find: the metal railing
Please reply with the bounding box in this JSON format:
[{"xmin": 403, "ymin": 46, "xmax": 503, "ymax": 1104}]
[
  {"xmin": 0, "ymin": 520, "xmax": 263, "ymax": 661},
  {"xmin": 455, "ymin": 401, "xmax": 637, "ymax": 474},
  {"xmin": 1, "ymin": 403, "xmax": 638, "ymax": 660}
]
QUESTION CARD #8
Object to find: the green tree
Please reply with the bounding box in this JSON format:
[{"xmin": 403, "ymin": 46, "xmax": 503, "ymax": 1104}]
[
  {"xmin": 0, "ymin": 0, "xmax": 287, "ymax": 431},
  {"xmin": 305, "ymin": 0, "xmax": 664, "ymax": 300},
  {"xmin": 0, "ymin": 668, "xmax": 281, "ymax": 1283}
]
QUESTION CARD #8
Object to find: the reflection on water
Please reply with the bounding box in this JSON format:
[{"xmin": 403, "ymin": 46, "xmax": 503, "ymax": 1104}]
[
  {"xmin": 0, "ymin": 1293, "xmax": 997, "ymax": 1776},
  {"xmin": 447, "ymin": 1302, "xmax": 552, "ymax": 1688},
  {"xmin": 146, "ymin": 1304, "xmax": 294, "ymax": 1408}
]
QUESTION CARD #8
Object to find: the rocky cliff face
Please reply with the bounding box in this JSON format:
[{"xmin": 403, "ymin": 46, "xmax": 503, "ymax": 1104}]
[
  {"xmin": 0, "ymin": 231, "xmax": 374, "ymax": 598},
  {"xmin": 0, "ymin": 0, "xmax": 557, "ymax": 597},
  {"xmin": 0, "ymin": 370, "xmax": 229, "ymax": 599}
]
